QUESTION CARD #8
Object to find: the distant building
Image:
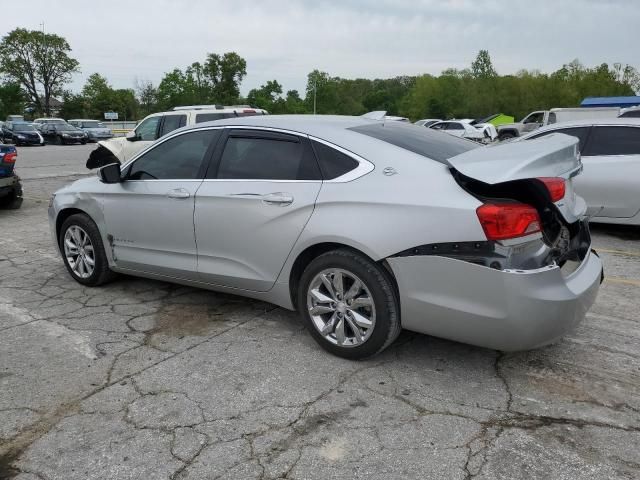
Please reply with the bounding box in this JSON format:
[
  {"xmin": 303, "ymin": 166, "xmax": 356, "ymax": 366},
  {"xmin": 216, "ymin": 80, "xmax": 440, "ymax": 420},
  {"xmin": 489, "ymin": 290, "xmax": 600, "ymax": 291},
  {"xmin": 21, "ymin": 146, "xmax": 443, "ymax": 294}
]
[{"xmin": 580, "ymin": 96, "xmax": 640, "ymax": 108}]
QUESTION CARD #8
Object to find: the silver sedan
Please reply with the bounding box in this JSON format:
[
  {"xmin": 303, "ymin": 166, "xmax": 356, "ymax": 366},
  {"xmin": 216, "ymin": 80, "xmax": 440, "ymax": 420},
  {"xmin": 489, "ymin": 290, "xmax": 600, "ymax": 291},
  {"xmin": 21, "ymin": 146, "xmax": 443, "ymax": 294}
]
[{"xmin": 49, "ymin": 115, "xmax": 603, "ymax": 358}]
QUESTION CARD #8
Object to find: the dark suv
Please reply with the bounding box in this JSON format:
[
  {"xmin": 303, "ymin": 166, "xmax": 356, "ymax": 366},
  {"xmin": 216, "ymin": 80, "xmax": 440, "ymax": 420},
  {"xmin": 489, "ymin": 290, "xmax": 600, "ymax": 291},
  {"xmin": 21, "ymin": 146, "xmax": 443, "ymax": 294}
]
[
  {"xmin": 39, "ymin": 123, "xmax": 87, "ymax": 145},
  {"xmin": 0, "ymin": 144, "xmax": 23, "ymax": 208}
]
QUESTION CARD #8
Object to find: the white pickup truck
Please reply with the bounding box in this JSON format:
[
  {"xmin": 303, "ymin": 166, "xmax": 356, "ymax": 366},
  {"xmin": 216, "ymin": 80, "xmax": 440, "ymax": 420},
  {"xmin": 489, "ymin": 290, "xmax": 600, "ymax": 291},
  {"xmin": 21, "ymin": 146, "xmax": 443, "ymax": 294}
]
[{"xmin": 497, "ymin": 107, "xmax": 620, "ymax": 140}]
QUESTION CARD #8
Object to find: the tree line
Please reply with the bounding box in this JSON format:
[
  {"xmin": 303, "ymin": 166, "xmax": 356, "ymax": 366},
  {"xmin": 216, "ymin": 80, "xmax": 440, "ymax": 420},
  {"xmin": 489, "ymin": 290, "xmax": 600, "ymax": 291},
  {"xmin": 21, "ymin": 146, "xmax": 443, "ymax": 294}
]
[{"xmin": 1, "ymin": 27, "xmax": 638, "ymax": 123}]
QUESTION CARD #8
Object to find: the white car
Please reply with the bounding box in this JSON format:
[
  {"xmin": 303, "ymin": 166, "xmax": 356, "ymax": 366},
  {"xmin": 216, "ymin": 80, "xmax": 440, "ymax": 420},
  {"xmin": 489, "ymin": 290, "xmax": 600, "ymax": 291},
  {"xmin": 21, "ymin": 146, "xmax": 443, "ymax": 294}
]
[
  {"xmin": 429, "ymin": 120, "xmax": 485, "ymax": 142},
  {"xmin": 414, "ymin": 119, "xmax": 441, "ymax": 127},
  {"xmin": 520, "ymin": 118, "xmax": 640, "ymax": 225},
  {"xmin": 92, "ymin": 105, "xmax": 268, "ymax": 165}
]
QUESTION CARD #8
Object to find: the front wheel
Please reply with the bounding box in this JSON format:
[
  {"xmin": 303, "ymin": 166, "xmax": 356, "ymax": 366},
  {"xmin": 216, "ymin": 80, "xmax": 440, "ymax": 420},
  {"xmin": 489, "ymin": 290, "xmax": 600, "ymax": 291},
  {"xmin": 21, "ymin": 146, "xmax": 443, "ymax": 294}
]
[
  {"xmin": 59, "ymin": 214, "xmax": 115, "ymax": 286},
  {"xmin": 298, "ymin": 249, "xmax": 401, "ymax": 359}
]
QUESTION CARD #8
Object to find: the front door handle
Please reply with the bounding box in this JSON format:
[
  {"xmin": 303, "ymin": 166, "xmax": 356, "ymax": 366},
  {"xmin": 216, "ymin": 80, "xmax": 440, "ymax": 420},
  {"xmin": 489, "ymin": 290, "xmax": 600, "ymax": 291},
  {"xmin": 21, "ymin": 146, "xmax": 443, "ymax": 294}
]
[
  {"xmin": 167, "ymin": 188, "xmax": 190, "ymax": 199},
  {"xmin": 262, "ymin": 192, "xmax": 294, "ymax": 206}
]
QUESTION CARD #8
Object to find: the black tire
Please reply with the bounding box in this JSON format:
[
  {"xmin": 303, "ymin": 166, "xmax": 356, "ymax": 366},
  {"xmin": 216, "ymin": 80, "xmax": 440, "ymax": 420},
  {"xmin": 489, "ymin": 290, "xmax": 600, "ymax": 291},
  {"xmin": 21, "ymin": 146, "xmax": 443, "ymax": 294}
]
[
  {"xmin": 59, "ymin": 213, "xmax": 116, "ymax": 286},
  {"xmin": 499, "ymin": 132, "xmax": 516, "ymax": 141},
  {"xmin": 81, "ymin": 140, "xmax": 87, "ymax": 145},
  {"xmin": 297, "ymin": 249, "xmax": 401, "ymax": 359}
]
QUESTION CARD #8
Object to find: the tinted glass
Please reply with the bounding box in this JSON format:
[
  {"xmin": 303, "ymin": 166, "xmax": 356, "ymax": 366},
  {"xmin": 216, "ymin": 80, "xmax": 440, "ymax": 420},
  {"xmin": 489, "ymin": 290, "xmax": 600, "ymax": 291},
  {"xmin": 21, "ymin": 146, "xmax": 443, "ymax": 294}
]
[
  {"xmin": 127, "ymin": 130, "xmax": 218, "ymax": 180},
  {"xmin": 430, "ymin": 122, "xmax": 446, "ymax": 130},
  {"xmin": 619, "ymin": 110, "xmax": 640, "ymax": 118},
  {"xmin": 159, "ymin": 114, "xmax": 187, "ymax": 137},
  {"xmin": 14, "ymin": 124, "xmax": 36, "ymax": 132},
  {"xmin": 216, "ymin": 135, "xmax": 320, "ymax": 180},
  {"xmin": 583, "ymin": 126, "xmax": 640, "ymax": 156},
  {"xmin": 530, "ymin": 127, "xmax": 591, "ymax": 151},
  {"xmin": 524, "ymin": 112, "xmax": 544, "ymax": 124},
  {"xmin": 311, "ymin": 141, "xmax": 359, "ymax": 179},
  {"xmin": 349, "ymin": 122, "xmax": 478, "ymax": 164},
  {"xmin": 195, "ymin": 113, "xmax": 235, "ymax": 123},
  {"xmin": 136, "ymin": 116, "xmax": 161, "ymax": 141},
  {"xmin": 446, "ymin": 122, "xmax": 464, "ymax": 131}
]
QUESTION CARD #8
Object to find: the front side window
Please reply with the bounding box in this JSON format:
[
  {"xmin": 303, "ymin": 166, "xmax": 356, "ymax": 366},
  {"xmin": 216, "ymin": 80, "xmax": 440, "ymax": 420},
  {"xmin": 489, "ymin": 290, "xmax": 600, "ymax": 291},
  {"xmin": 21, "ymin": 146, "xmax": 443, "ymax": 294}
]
[
  {"xmin": 583, "ymin": 126, "xmax": 640, "ymax": 156},
  {"xmin": 215, "ymin": 134, "xmax": 320, "ymax": 180},
  {"xmin": 126, "ymin": 129, "xmax": 219, "ymax": 180},
  {"xmin": 159, "ymin": 114, "xmax": 187, "ymax": 137},
  {"xmin": 135, "ymin": 116, "xmax": 161, "ymax": 141},
  {"xmin": 523, "ymin": 112, "xmax": 544, "ymax": 124},
  {"xmin": 430, "ymin": 122, "xmax": 446, "ymax": 130},
  {"xmin": 529, "ymin": 127, "xmax": 591, "ymax": 152}
]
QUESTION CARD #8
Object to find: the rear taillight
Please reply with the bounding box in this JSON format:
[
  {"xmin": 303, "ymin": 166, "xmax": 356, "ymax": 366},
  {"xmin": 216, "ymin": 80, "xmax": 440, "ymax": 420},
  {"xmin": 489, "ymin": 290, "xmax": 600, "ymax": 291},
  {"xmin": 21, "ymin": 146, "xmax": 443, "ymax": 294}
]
[
  {"xmin": 476, "ymin": 203, "xmax": 541, "ymax": 241},
  {"xmin": 243, "ymin": 109, "xmax": 256, "ymax": 113},
  {"xmin": 3, "ymin": 152, "xmax": 16, "ymax": 164},
  {"xmin": 537, "ymin": 177, "xmax": 565, "ymax": 202}
]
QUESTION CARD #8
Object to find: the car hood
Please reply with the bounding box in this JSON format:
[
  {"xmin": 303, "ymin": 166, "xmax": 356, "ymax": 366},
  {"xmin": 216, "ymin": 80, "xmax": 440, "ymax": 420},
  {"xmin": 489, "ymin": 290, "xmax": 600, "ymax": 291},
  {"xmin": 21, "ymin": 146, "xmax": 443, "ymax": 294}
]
[
  {"xmin": 449, "ymin": 133, "xmax": 580, "ymax": 184},
  {"xmin": 97, "ymin": 137, "xmax": 127, "ymax": 162}
]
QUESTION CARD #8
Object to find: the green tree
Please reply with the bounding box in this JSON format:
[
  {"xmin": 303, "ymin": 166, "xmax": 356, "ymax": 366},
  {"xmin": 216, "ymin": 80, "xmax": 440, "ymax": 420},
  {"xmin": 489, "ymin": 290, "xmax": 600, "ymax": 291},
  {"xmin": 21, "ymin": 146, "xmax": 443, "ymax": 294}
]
[
  {"xmin": 203, "ymin": 52, "xmax": 247, "ymax": 104},
  {"xmin": 134, "ymin": 78, "xmax": 158, "ymax": 117},
  {"xmin": 0, "ymin": 28, "xmax": 79, "ymax": 115},
  {"xmin": 247, "ymin": 80, "xmax": 285, "ymax": 113},
  {"xmin": 0, "ymin": 81, "xmax": 25, "ymax": 119},
  {"xmin": 471, "ymin": 50, "xmax": 497, "ymax": 79}
]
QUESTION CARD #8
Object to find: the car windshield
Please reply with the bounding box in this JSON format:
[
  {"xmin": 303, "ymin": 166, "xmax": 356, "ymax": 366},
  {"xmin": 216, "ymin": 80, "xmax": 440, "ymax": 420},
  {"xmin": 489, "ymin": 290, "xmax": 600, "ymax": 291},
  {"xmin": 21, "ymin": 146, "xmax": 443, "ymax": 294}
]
[
  {"xmin": 14, "ymin": 124, "xmax": 36, "ymax": 132},
  {"xmin": 56, "ymin": 124, "xmax": 79, "ymax": 131},
  {"xmin": 81, "ymin": 121, "xmax": 103, "ymax": 128},
  {"xmin": 349, "ymin": 121, "xmax": 479, "ymax": 164}
]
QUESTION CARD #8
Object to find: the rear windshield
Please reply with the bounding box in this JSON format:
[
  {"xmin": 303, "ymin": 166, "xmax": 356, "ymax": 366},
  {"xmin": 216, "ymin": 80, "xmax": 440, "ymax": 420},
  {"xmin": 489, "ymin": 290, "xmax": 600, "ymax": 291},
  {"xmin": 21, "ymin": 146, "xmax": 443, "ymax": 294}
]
[
  {"xmin": 348, "ymin": 122, "xmax": 479, "ymax": 164},
  {"xmin": 195, "ymin": 112, "xmax": 236, "ymax": 123}
]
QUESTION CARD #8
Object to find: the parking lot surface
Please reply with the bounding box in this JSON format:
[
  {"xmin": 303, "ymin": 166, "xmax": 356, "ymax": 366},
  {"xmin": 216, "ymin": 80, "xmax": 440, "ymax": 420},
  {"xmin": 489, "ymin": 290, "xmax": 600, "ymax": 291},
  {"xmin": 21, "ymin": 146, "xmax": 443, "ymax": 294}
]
[{"xmin": 1, "ymin": 145, "xmax": 639, "ymax": 479}]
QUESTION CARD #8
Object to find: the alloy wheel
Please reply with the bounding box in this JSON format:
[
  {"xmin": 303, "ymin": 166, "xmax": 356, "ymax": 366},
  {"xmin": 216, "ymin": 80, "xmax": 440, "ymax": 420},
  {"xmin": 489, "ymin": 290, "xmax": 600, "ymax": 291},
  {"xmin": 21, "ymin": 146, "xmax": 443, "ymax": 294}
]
[
  {"xmin": 63, "ymin": 225, "xmax": 95, "ymax": 279},
  {"xmin": 306, "ymin": 268, "xmax": 376, "ymax": 347}
]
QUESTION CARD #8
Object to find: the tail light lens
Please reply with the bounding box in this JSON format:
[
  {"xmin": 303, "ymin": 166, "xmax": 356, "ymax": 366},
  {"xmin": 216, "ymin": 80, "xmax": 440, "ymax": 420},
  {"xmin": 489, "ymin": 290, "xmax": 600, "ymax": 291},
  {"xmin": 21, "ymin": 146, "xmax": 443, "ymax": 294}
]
[
  {"xmin": 476, "ymin": 203, "xmax": 541, "ymax": 241},
  {"xmin": 2, "ymin": 152, "xmax": 16, "ymax": 164},
  {"xmin": 537, "ymin": 177, "xmax": 565, "ymax": 202}
]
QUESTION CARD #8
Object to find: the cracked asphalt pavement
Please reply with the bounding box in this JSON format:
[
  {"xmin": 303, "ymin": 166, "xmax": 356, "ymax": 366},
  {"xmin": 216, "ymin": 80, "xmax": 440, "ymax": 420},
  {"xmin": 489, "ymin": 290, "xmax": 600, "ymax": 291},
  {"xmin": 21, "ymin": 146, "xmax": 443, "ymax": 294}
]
[{"xmin": 1, "ymin": 145, "xmax": 639, "ymax": 479}]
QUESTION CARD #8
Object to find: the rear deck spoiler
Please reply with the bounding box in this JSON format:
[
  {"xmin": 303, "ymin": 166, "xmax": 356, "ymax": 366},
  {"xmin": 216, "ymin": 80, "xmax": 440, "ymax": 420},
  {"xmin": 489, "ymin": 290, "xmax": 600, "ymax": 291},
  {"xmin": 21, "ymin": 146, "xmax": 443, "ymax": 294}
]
[{"xmin": 448, "ymin": 134, "xmax": 581, "ymax": 184}]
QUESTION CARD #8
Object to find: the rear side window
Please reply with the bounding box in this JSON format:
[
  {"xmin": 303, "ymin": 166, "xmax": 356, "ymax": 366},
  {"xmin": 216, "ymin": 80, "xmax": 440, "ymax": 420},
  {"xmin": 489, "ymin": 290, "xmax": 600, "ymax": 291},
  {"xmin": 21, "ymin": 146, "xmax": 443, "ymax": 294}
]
[
  {"xmin": 127, "ymin": 129, "xmax": 219, "ymax": 180},
  {"xmin": 216, "ymin": 135, "xmax": 321, "ymax": 180},
  {"xmin": 619, "ymin": 110, "xmax": 640, "ymax": 118},
  {"xmin": 159, "ymin": 114, "xmax": 187, "ymax": 137},
  {"xmin": 446, "ymin": 123, "xmax": 464, "ymax": 131},
  {"xmin": 311, "ymin": 140, "xmax": 359, "ymax": 180},
  {"xmin": 529, "ymin": 127, "xmax": 591, "ymax": 152},
  {"xmin": 350, "ymin": 122, "xmax": 478, "ymax": 164},
  {"xmin": 195, "ymin": 113, "xmax": 236, "ymax": 123},
  {"xmin": 583, "ymin": 126, "xmax": 640, "ymax": 156}
]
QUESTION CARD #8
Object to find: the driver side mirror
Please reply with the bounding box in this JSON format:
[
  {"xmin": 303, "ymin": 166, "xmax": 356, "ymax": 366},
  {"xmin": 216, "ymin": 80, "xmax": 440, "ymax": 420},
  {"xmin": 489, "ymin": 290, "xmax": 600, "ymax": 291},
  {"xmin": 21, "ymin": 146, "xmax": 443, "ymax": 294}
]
[
  {"xmin": 99, "ymin": 163, "xmax": 122, "ymax": 184},
  {"xmin": 126, "ymin": 131, "xmax": 139, "ymax": 142}
]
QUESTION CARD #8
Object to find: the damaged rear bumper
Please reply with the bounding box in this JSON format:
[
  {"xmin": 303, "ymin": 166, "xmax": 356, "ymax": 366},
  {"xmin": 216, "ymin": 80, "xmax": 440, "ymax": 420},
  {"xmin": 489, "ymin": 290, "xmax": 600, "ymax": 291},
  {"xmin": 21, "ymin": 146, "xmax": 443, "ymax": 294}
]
[{"xmin": 386, "ymin": 248, "xmax": 602, "ymax": 351}]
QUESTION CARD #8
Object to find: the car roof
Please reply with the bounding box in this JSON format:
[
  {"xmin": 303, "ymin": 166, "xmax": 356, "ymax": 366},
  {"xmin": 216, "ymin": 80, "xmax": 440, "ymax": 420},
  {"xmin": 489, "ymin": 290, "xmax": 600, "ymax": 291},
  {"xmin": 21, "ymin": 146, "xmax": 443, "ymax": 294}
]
[
  {"xmin": 523, "ymin": 117, "xmax": 640, "ymax": 137},
  {"xmin": 175, "ymin": 114, "xmax": 472, "ymax": 165},
  {"xmin": 68, "ymin": 119, "xmax": 102, "ymax": 122}
]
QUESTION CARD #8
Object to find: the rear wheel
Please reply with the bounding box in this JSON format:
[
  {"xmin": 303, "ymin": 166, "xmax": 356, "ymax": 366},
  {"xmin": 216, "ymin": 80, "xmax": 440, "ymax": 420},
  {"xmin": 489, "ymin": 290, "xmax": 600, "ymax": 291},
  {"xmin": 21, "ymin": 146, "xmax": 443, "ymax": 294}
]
[
  {"xmin": 298, "ymin": 249, "xmax": 401, "ymax": 359},
  {"xmin": 59, "ymin": 214, "xmax": 115, "ymax": 286},
  {"xmin": 499, "ymin": 132, "xmax": 516, "ymax": 141}
]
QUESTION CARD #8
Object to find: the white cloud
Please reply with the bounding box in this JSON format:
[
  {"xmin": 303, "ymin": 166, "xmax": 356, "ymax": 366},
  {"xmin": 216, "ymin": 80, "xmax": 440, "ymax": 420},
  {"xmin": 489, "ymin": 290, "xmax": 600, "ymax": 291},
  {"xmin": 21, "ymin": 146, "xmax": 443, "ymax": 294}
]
[{"xmin": 3, "ymin": 0, "xmax": 639, "ymax": 95}]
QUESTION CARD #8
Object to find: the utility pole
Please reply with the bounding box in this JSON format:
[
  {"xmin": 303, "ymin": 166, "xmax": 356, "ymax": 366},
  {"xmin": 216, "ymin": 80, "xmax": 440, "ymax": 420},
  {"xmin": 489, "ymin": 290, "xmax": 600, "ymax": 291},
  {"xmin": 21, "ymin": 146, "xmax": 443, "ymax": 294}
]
[{"xmin": 40, "ymin": 22, "xmax": 47, "ymax": 117}]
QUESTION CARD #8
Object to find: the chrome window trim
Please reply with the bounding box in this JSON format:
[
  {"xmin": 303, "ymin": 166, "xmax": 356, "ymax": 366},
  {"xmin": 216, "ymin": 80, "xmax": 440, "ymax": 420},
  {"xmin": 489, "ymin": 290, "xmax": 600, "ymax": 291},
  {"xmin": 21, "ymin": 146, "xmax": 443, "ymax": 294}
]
[
  {"xmin": 307, "ymin": 135, "xmax": 374, "ymax": 183},
  {"xmin": 120, "ymin": 124, "xmax": 375, "ymax": 184}
]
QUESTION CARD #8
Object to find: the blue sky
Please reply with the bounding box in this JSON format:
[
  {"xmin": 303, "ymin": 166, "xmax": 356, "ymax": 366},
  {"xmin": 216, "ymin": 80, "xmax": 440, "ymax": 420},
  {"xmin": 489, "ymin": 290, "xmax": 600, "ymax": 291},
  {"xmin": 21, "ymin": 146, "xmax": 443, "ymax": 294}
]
[{"xmin": 5, "ymin": 0, "xmax": 639, "ymax": 96}]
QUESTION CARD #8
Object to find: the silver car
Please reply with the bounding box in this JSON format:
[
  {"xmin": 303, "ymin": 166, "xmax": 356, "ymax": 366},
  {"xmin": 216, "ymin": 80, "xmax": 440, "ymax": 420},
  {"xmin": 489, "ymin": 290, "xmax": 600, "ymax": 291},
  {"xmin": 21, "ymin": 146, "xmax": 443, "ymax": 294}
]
[
  {"xmin": 49, "ymin": 115, "xmax": 603, "ymax": 358},
  {"xmin": 520, "ymin": 118, "xmax": 640, "ymax": 225}
]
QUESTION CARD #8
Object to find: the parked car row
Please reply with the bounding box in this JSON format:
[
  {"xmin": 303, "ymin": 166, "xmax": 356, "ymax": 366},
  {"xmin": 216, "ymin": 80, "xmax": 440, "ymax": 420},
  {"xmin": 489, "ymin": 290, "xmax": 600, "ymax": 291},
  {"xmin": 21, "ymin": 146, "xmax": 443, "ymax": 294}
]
[
  {"xmin": 52, "ymin": 113, "xmax": 603, "ymax": 359},
  {"xmin": 1, "ymin": 116, "xmax": 115, "ymax": 146}
]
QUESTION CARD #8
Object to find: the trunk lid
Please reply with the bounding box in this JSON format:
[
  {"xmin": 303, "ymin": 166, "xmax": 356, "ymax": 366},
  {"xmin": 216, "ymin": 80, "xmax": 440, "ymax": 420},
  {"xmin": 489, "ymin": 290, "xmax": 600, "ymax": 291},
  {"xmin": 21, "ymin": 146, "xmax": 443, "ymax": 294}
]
[
  {"xmin": 450, "ymin": 133, "xmax": 585, "ymax": 223},
  {"xmin": 449, "ymin": 133, "xmax": 580, "ymax": 184}
]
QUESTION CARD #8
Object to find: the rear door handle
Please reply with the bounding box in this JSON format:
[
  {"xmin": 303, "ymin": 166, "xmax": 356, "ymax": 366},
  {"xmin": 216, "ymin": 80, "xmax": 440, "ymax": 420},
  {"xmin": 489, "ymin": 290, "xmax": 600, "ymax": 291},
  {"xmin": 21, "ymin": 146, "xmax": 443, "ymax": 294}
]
[
  {"xmin": 262, "ymin": 192, "xmax": 294, "ymax": 206},
  {"xmin": 167, "ymin": 188, "xmax": 190, "ymax": 199}
]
